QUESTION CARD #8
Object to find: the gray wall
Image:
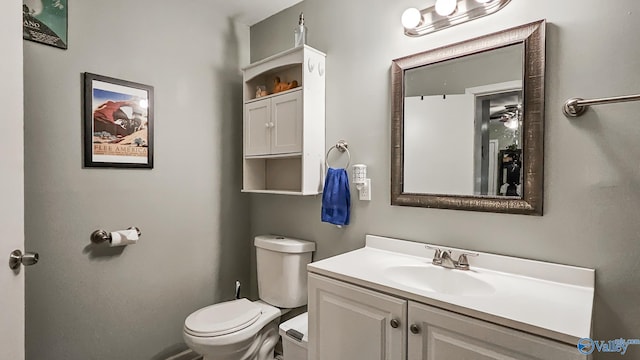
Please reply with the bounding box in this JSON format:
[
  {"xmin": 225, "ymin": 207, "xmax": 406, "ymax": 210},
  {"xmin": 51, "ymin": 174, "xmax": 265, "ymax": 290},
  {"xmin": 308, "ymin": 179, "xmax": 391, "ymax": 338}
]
[
  {"xmin": 251, "ymin": 1, "xmax": 640, "ymax": 359},
  {"xmin": 23, "ymin": 1, "xmax": 250, "ymax": 359}
]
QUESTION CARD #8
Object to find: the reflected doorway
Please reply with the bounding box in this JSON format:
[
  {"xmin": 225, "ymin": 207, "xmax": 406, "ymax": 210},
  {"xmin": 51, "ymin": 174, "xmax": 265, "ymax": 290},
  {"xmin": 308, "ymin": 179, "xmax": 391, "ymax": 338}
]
[{"xmin": 471, "ymin": 86, "xmax": 522, "ymax": 197}]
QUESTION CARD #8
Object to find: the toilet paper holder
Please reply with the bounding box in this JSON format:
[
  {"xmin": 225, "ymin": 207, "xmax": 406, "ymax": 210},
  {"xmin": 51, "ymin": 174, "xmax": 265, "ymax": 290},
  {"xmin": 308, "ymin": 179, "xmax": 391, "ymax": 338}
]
[{"xmin": 91, "ymin": 227, "xmax": 141, "ymax": 244}]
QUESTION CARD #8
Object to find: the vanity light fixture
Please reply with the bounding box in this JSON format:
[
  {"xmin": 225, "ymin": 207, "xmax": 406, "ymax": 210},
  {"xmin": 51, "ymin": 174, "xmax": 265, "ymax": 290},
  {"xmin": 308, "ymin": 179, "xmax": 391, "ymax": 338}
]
[{"xmin": 402, "ymin": 0, "xmax": 512, "ymax": 37}]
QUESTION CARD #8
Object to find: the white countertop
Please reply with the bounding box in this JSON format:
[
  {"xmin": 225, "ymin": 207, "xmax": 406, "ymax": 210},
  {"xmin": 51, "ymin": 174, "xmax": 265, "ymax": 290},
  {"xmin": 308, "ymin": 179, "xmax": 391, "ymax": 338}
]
[{"xmin": 307, "ymin": 235, "xmax": 594, "ymax": 346}]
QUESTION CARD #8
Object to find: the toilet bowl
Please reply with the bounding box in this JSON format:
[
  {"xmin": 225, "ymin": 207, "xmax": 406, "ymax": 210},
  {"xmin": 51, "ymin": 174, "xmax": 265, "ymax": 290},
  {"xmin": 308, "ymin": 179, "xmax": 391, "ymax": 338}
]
[{"xmin": 183, "ymin": 236, "xmax": 315, "ymax": 360}]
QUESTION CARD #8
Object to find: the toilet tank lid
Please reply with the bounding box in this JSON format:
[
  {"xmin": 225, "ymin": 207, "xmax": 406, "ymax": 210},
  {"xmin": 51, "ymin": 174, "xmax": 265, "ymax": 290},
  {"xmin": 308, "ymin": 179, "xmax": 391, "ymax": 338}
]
[{"xmin": 255, "ymin": 235, "xmax": 316, "ymax": 253}]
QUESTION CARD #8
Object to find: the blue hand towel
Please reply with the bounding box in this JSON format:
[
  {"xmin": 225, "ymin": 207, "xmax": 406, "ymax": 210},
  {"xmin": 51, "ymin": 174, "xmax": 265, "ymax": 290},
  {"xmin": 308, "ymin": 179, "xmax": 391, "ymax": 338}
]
[{"xmin": 321, "ymin": 167, "xmax": 351, "ymax": 226}]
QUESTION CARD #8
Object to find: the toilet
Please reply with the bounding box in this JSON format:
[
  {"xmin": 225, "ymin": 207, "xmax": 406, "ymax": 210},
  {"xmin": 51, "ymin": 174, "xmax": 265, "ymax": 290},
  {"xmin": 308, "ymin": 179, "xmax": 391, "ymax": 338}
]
[{"xmin": 183, "ymin": 235, "xmax": 315, "ymax": 360}]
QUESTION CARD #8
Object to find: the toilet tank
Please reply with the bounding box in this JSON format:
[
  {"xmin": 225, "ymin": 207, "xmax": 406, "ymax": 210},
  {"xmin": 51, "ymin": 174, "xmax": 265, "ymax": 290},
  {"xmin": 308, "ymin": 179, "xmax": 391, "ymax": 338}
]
[{"xmin": 255, "ymin": 235, "xmax": 316, "ymax": 308}]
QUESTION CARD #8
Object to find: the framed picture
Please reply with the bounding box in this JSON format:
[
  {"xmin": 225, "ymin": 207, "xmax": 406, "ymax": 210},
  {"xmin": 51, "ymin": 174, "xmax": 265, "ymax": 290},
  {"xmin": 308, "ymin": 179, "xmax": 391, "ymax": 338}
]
[
  {"xmin": 83, "ymin": 73, "xmax": 154, "ymax": 169},
  {"xmin": 23, "ymin": 0, "xmax": 68, "ymax": 49}
]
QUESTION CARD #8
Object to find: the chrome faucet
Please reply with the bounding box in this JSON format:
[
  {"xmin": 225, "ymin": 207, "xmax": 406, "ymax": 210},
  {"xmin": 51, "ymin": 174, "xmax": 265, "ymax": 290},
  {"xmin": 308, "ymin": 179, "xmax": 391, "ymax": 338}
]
[
  {"xmin": 440, "ymin": 250, "xmax": 457, "ymax": 269},
  {"xmin": 426, "ymin": 245, "xmax": 478, "ymax": 270}
]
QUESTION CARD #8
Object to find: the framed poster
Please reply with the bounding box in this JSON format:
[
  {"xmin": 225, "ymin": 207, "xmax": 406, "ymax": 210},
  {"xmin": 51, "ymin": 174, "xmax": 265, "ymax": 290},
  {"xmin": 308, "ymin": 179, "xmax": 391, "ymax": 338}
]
[
  {"xmin": 83, "ymin": 73, "xmax": 154, "ymax": 169},
  {"xmin": 23, "ymin": 0, "xmax": 68, "ymax": 49}
]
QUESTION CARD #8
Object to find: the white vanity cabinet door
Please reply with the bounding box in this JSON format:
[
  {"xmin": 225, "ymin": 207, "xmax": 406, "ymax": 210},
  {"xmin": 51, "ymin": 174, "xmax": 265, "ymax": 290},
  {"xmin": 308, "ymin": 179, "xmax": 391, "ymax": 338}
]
[
  {"xmin": 407, "ymin": 301, "xmax": 588, "ymax": 360},
  {"xmin": 270, "ymin": 90, "xmax": 302, "ymax": 155},
  {"xmin": 308, "ymin": 273, "xmax": 407, "ymax": 360},
  {"xmin": 245, "ymin": 98, "xmax": 271, "ymax": 156}
]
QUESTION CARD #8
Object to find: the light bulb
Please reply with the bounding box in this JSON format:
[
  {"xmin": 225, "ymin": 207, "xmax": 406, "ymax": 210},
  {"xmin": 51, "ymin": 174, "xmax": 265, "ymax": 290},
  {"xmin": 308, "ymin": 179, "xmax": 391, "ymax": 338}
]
[
  {"xmin": 435, "ymin": 0, "xmax": 457, "ymax": 16},
  {"xmin": 504, "ymin": 117, "xmax": 519, "ymax": 130},
  {"xmin": 401, "ymin": 8, "xmax": 423, "ymax": 29}
]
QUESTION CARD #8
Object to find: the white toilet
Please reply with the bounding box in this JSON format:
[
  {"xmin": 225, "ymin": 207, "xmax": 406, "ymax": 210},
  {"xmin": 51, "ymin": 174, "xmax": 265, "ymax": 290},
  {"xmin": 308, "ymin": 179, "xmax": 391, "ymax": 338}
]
[{"xmin": 183, "ymin": 235, "xmax": 315, "ymax": 360}]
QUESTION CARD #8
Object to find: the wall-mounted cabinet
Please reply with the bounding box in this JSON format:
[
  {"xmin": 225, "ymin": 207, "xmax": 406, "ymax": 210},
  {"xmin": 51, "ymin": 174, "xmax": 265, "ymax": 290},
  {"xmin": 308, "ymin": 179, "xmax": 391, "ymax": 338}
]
[{"xmin": 242, "ymin": 46, "xmax": 326, "ymax": 195}]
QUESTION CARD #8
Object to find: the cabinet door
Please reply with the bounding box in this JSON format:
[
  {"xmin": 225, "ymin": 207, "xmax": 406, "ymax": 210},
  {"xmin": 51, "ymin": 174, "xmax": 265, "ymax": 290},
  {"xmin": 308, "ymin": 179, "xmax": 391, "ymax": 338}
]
[
  {"xmin": 271, "ymin": 90, "xmax": 302, "ymax": 155},
  {"xmin": 245, "ymin": 99, "xmax": 271, "ymax": 156},
  {"xmin": 408, "ymin": 301, "xmax": 588, "ymax": 360},
  {"xmin": 308, "ymin": 273, "xmax": 406, "ymax": 360}
]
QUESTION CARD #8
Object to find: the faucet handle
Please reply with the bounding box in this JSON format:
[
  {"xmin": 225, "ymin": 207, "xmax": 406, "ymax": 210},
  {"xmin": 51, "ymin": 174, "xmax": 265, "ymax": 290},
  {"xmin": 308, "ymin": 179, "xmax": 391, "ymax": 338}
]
[
  {"xmin": 425, "ymin": 245, "xmax": 442, "ymax": 254},
  {"xmin": 425, "ymin": 245, "xmax": 443, "ymax": 265},
  {"xmin": 456, "ymin": 252, "xmax": 479, "ymax": 270}
]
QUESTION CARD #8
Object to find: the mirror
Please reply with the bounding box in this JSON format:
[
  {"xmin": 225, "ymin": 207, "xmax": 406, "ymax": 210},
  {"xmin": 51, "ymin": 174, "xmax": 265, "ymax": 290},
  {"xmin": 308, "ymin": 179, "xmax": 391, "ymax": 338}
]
[{"xmin": 391, "ymin": 20, "xmax": 545, "ymax": 215}]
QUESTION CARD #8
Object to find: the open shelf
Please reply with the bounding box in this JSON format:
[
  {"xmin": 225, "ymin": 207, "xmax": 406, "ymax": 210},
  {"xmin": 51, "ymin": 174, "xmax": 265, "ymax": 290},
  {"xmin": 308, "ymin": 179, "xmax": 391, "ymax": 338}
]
[
  {"xmin": 241, "ymin": 189, "xmax": 313, "ymax": 196},
  {"xmin": 244, "ymin": 64, "xmax": 302, "ymax": 102},
  {"xmin": 245, "ymin": 87, "xmax": 302, "ymax": 104},
  {"xmin": 243, "ymin": 157, "xmax": 303, "ymax": 193}
]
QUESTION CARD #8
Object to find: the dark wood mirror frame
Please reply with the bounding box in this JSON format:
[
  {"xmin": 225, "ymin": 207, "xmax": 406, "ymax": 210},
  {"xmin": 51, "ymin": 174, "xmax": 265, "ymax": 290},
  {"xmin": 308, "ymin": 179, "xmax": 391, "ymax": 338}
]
[{"xmin": 391, "ymin": 20, "xmax": 545, "ymax": 215}]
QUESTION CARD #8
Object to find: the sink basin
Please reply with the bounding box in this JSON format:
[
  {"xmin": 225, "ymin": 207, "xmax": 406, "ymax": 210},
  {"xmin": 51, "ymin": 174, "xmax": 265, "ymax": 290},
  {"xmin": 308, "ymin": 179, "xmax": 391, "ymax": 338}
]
[{"xmin": 384, "ymin": 265, "xmax": 495, "ymax": 296}]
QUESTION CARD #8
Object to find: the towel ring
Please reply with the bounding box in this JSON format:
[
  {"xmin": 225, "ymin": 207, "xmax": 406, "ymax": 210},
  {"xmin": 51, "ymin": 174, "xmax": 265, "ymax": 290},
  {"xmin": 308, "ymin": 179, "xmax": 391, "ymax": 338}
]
[{"xmin": 325, "ymin": 140, "xmax": 351, "ymax": 169}]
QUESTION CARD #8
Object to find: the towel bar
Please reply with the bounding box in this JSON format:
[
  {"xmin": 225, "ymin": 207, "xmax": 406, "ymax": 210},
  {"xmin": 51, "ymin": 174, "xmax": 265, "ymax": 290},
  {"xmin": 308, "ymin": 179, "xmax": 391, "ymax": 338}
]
[{"xmin": 563, "ymin": 93, "xmax": 640, "ymax": 117}]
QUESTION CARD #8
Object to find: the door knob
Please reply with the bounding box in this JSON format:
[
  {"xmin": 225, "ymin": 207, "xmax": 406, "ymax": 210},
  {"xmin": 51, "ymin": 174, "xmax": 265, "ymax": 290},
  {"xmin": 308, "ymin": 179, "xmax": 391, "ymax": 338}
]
[
  {"xmin": 410, "ymin": 324, "xmax": 421, "ymax": 334},
  {"xmin": 9, "ymin": 250, "xmax": 39, "ymax": 270}
]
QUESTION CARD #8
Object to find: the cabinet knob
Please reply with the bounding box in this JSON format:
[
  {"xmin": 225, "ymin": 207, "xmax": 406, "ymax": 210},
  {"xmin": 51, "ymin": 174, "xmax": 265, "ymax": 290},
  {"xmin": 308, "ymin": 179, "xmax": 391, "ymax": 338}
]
[
  {"xmin": 410, "ymin": 324, "xmax": 421, "ymax": 334},
  {"xmin": 390, "ymin": 319, "xmax": 400, "ymax": 328},
  {"xmin": 308, "ymin": 58, "xmax": 315, "ymax": 73},
  {"xmin": 265, "ymin": 122, "xmax": 270, "ymax": 128}
]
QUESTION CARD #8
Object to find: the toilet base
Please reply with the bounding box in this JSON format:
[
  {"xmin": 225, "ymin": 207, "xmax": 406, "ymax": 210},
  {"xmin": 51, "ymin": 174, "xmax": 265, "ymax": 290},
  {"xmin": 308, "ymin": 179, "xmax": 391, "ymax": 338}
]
[{"xmin": 187, "ymin": 319, "xmax": 280, "ymax": 360}]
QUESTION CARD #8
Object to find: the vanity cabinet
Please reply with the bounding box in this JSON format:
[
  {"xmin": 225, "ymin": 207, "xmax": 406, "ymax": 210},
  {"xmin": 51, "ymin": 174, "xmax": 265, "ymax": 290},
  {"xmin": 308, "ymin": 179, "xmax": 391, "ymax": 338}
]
[
  {"xmin": 308, "ymin": 273, "xmax": 406, "ymax": 360},
  {"xmin": 308, "ymin": 273, "xmax": 588, "ymax": 360},
  {"xmin": 242, "ymin": 45, "xmax": 325, "ymax": 195}
]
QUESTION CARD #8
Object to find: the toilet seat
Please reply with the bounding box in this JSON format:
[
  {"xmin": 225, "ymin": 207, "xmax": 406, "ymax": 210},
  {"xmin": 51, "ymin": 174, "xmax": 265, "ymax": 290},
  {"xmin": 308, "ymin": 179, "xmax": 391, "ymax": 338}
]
[{"xmin": 184, "ymin": 298, "xmax": 262, "ymax": 337}]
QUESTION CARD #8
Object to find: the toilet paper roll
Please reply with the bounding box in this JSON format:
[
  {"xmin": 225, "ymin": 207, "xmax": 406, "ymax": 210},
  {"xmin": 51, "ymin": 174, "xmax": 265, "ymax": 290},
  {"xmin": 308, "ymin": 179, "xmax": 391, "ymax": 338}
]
[{"xmin": 109, "ymin": 228, "xmax": 139, "ymax": 247}]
